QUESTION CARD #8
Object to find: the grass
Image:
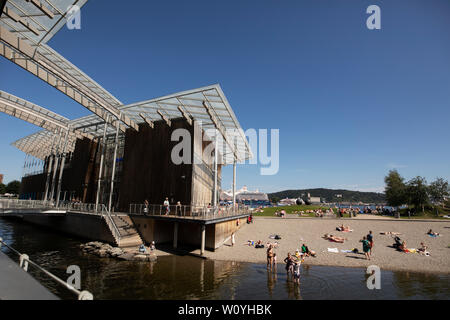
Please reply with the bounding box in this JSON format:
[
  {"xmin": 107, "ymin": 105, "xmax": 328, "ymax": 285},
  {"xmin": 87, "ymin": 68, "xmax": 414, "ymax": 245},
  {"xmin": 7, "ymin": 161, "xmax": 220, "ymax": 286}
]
[
  {"xmin": 398, "ymin": 206, "xmax": 450, "ymax": 220},
  {"xmin": 252, "ymin": 205, "xmax": 330, "ymax": 217}
]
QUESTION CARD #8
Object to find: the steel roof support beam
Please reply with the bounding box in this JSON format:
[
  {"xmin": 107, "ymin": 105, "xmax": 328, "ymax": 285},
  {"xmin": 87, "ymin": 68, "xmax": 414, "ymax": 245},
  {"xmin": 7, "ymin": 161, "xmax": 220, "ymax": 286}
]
[
  {"xmin": 0, "ymin": 26, "xmax": 138, "ymax": 132},
  {"xmin": 202, "ymin": 101, "xmax": 240, "ymax": 163},
  {"xmin": 157, "ymin": 110, "xmax": 171, "ymax": 127},
  {"xmin": 139, "ymin": 113, "xmax": 154, "ymax": 129}
]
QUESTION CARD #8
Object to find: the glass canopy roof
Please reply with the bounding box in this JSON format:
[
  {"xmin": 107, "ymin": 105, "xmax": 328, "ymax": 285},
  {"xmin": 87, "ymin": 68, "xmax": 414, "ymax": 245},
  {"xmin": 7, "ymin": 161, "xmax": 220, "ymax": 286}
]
[{"xmin": 12, "ymin": 84, "xmax": 253, "ymax": 165}]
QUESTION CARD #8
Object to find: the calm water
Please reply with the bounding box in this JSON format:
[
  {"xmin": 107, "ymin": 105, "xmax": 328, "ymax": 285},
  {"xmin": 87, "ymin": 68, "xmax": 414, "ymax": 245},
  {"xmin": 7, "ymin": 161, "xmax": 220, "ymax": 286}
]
[{"xmin": 1, "ymin": 217, "xmax": 449, "ymax": 300}]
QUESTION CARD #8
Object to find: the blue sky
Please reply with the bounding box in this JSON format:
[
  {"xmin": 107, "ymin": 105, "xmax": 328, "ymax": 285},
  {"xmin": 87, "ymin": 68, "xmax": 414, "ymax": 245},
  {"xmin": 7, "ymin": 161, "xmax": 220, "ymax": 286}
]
[{"xmin": 1, "ymin": 0, "xmax": 449, "ymax": 193}]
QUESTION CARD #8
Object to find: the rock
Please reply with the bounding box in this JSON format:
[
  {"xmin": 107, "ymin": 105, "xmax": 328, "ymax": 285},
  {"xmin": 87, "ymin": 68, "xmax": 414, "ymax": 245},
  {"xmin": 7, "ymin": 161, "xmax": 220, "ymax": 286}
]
[
  {"xmin": 133, "ymin": 254, "xmax": 150, "ymax": 262},
  {"xmin": 117, "ymin": 253, "xmax": 135, "ymax": 261},
  {"xmin": 108, "ymin": 247, "xmax": 124, "ymax": 257}
]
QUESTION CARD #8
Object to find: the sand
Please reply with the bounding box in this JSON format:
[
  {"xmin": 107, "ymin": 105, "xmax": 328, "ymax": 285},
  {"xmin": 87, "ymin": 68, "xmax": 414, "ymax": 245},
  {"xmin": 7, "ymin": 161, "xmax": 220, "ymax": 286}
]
[{"xmin": 201, "ymin": 217, "xmax": 450, "ymax": 274}]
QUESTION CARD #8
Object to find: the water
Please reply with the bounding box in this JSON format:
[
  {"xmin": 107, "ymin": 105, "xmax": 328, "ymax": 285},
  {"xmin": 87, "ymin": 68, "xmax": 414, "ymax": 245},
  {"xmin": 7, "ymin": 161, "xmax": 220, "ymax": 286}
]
[{"xmin": 1, "ymin": 217, "xmax": 449, "ymax": 300}]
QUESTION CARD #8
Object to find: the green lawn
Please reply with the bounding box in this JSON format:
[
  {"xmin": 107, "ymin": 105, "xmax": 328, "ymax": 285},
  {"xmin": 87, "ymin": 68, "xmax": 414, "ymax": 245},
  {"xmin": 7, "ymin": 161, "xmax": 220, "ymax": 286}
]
[
  {"xmin": 398, "ymin": 206, "xmax": 450, "ymax": 220},
  {"xmin": 252, "ymin": 205, "xmax": 331, "ymax": 217}
]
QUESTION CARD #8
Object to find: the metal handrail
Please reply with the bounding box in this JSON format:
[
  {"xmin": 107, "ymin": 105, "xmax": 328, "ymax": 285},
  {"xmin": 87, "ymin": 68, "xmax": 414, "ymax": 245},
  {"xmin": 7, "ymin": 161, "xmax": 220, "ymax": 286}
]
[
  {"xmin": 0, "ymin": 238, "xmax": 93, "ymax": 300},
  {"xmin": 129, "ymin": 203, "xmax": 250, "ymax": 220}
]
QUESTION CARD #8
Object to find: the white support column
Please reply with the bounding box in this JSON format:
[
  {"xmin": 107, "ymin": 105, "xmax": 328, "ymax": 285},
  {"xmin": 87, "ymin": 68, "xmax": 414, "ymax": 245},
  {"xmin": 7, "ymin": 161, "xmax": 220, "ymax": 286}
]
[
  {"xmin": 108, "ymin": 119, "xmax": 120, "ymax": 212},
  {"xmin": 43, "ymin": 133, "xmax": 57, "ymax": 201},
  {"xmin": 213, "ymin": 139, "xmax": 218, "ymax": 207},
  {"xmin": 173, "ymin": 222, "xmax": 179, "ymax": 249},
  {"xmin": 232, "ymin": 159, "xmax": 237, "ymax": 211},
  {"xmin": 95, "ymin": 116, "xmax": 109, "ymax": 212},
  {"xmin": 55, "ymin": 128, "xmax": 70, "ymax": 208},
  {"xmin": 200, "ymin": 224, "xmax": 206, "ymax": 255},
  {"xmin": 49, "ymin": 129, "xmax": 63, "ymax": 202}
]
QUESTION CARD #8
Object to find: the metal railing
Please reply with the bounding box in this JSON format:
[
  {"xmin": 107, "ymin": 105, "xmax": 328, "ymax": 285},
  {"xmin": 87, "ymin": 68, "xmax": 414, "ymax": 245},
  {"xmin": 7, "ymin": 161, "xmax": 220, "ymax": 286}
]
[
  {"xmin": 129, "ymin": 203, "xmax": 250, "ymax": 220},
  {"xmin": 60, "ymin": 203, "xmax": 122, "ymax": 244},
  {"xmin": 0, "ymin": 199, "xmax": 54, "ymax": 210},
  {"xmin": 0, "ymin": 200, "xmax": 122, "ymax": 245},
  {"xmin": 0, "ymin": 237, "xmax": 93, "ymax": 300}
]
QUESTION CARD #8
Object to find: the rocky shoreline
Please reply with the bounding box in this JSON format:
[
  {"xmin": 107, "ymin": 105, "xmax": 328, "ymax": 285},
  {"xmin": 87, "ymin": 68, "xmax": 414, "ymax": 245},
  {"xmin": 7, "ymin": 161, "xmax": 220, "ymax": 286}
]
[{"xmin": 80, "ymin": 241, "xmax": 157, "ymax": 262}]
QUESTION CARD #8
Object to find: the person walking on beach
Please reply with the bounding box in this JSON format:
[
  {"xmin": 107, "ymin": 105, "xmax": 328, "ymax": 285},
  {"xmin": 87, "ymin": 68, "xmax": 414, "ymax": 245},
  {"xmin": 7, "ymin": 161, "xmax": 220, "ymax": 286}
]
[
  {"xmin": 360, "ymin": 236, "xmax": 371, "ymax": 260},
  {"xmin": 231, "ymin": 232, "xmax": 235, "ymax": 246},
  {"xmin": 367, "ymin": 231, "xmax": 374, "ymax": 255}
]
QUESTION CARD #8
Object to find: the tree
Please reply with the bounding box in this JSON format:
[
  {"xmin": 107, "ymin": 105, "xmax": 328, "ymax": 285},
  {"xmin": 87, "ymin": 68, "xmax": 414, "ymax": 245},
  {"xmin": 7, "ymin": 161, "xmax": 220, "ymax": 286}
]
[
  {"xmin": 271, "ymin": 196, "xmax": 280, "ymax": 204},
  {"xmin": 5, "ymin": 180, "xmax": 21, "ymax": 195},
  {"xmin": 384, "ymin": 170, "xmax": 407, "ymax": 209},
  {"xmin": 406, "ymin": 176, "xmax": 429, "ymax": 214},
  {"xmin": 429, "ymin": 178, "xmax": 449, "ymax": 215},
  {"xmin": 0, "ymin": 183, "xmax": 6, "ymax": 195},
  {"xmin": 428, "ymin": 178, "xmax": 449, "ymax": 205}
]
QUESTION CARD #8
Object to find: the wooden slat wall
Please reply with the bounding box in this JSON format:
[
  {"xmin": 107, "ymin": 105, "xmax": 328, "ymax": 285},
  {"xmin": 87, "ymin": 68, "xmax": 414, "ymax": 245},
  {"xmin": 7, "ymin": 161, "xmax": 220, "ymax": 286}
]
[
  {"xmin": 19, "ymin": 138, "xmax": 97, "ymax": 201},
  {"xmin": 118, "ymin": 118, "xmax": 193, "ymax": 211}
]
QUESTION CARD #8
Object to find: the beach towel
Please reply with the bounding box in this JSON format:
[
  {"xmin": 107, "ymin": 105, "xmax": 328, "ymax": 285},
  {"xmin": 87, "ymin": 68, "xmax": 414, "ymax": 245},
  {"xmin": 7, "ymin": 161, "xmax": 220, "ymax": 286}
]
[
  {"xmin": 340, "ymin": 250, "xmax": 353, "ymax": 253},
  {"xmin": 428, "ymin": 234, "xmax": 439, "ymax": 238},
  {"xmin": 328, "ymin": 248, "xmax": 339, "ymax": 253}
]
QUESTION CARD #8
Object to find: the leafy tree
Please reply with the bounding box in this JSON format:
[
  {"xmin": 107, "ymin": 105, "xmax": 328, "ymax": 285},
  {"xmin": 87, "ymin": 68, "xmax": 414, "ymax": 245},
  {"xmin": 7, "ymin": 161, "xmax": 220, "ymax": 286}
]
[
  {"xmin": 0, "ymin": 183, "xmax": 6, "ymax": 195},
  {"xmin": 271, "ymin": 196, "xmax": 280, "ymax": 204},
  {"xmin": 5, "ymin": 180, "xmax": 21, "ymax": 195},
  {"xmin": 428, "ymin": 178, "xmax": 449, "ymax": 205},
  {"xmin": 384, "ymin": 170, "xmax": 407, "ymax": 208},
  {"xmin": 406, "ymin": 176, "xmax": 429, "ymax": 214}
]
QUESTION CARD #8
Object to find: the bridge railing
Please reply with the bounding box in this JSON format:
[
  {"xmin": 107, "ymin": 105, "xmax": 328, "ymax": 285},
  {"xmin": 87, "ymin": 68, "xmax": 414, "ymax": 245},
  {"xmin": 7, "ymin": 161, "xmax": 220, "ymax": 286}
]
[
  {"xmin": 0, "ymin": 199, "xmax": 53, "ymax": 210},
  {"xmin": 0, "ymin": 237, "xmax": 93, "ymax": 300},
  {"xmin": 129, "ymin": 203, "xmax": 250, "ymax": 220}
]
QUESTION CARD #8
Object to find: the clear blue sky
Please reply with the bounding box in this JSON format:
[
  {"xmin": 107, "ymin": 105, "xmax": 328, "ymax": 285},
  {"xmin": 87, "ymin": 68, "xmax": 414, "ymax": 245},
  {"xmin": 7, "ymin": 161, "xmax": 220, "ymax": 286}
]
[{"xmin": 1, "ymin": 0, "xmax": 449, "ymax": 193}]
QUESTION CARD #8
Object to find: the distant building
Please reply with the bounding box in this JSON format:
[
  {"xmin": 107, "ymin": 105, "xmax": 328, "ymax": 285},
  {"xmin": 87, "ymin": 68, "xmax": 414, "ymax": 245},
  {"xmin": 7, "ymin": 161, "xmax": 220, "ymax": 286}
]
[
  {"xmin": 0, "ymin": 174, "xmax": 3, "ymax": 184},
  {"xmin": 220, "ymin": 186, "xmax": 270, "ymax": 207},
  {"xmin": 305, "ymin": 193, "xmax": 321, "ymax": 204}
]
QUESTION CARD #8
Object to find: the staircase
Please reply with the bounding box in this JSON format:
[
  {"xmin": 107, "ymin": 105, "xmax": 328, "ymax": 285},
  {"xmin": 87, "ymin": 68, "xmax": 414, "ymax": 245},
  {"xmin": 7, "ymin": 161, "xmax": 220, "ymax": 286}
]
[{"xmin": 107, "ymin": 215, "xmax": 143, "ymax": 248}]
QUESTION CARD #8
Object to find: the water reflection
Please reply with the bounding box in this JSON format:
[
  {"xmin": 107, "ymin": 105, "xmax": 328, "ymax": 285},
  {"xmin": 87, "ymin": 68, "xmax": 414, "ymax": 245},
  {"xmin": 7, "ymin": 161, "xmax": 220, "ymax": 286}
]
[{"xmin": 1, "ymin": 218, "xmax": 449, "ymax": 300}]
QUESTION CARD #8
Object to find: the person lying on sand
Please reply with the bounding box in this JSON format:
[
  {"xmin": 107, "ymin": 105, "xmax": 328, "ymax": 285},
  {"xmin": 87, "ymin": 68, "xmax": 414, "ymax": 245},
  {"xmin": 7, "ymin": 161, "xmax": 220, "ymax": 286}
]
[
  {"xmin": 427, "ymin": 229, "xmax": 440, "ymax": 236},
  {"xmin": 380, "ymin": 232, "xmax": 402, "ymax": 235},
  {"xmin": 301, "ymin": 243, "xmax": 316, "ymax": 257},
  {"xmin": 323, "ymin": 234, "xmax": 346, "ymax": 243},
  {"xmin": 336, "ymin": 224, "xmax": 352, "ymax": 232}
]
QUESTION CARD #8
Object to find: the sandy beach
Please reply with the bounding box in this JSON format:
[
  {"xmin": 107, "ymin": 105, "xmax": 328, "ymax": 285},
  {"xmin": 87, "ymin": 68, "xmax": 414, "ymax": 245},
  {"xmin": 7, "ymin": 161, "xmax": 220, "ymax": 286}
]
[{"xmin": 201, "ymin": 216, "xmax": 450, "ymax": 274}]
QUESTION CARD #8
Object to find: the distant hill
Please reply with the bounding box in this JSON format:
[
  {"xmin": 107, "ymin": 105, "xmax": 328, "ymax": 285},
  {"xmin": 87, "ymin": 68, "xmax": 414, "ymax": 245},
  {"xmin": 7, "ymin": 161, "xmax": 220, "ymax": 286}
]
[{"xmin": 268, "ymin": 188, "xmax": 385, "ymax": 204}]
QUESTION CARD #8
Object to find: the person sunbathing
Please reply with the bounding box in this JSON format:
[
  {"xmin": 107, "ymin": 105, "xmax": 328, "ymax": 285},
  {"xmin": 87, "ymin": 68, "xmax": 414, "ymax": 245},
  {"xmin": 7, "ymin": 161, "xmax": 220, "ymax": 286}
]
[
  {"xmin": 337, "ymin": 224, "xmax": 351, "ymax": 232},
  {"xmin": 427, "ymin": 229, "xmax": 440, "ymax": 236},
  {"xmin": 417, "ymin": 242, "xmax": 430, "ymax": 256},
  {"xmin": 255, "ymin": 240, "xmax": 264, "ymax": 248},
  {"xmin": 323, "ymin": 234, "xmax": 346, "ymax": 243},
  {"xmin": 399, "ymin": 240, "xmax": 407, "ymax": 252},
  {"xmin": 301, "ymin": 243, "xmax": 316, "ymax": 257},
  {"xmin": 380, "ymin": 231, "xmax": 402, "ymax": 235}
]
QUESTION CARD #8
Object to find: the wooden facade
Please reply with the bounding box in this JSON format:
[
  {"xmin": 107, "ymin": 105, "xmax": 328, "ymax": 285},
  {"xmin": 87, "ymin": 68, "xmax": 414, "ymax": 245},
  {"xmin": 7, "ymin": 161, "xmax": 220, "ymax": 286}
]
[{"xmin": 20, "ymin": 118, "xmax": 222, "ymax": 210}]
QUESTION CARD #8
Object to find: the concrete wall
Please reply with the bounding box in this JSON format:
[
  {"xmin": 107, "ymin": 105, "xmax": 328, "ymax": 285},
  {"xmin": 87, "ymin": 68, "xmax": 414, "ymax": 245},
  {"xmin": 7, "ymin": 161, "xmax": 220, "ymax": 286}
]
[
  {"xmin": 130, "ymin": 216, "xmax": 247, "ymax": 251},
  {"xmin": 22, "ymin": 213, "xmax": 115, "ymax": 245},
  {"xmin": 213, "ymin": 217, "xmax": 247, "ymax": 249}
]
